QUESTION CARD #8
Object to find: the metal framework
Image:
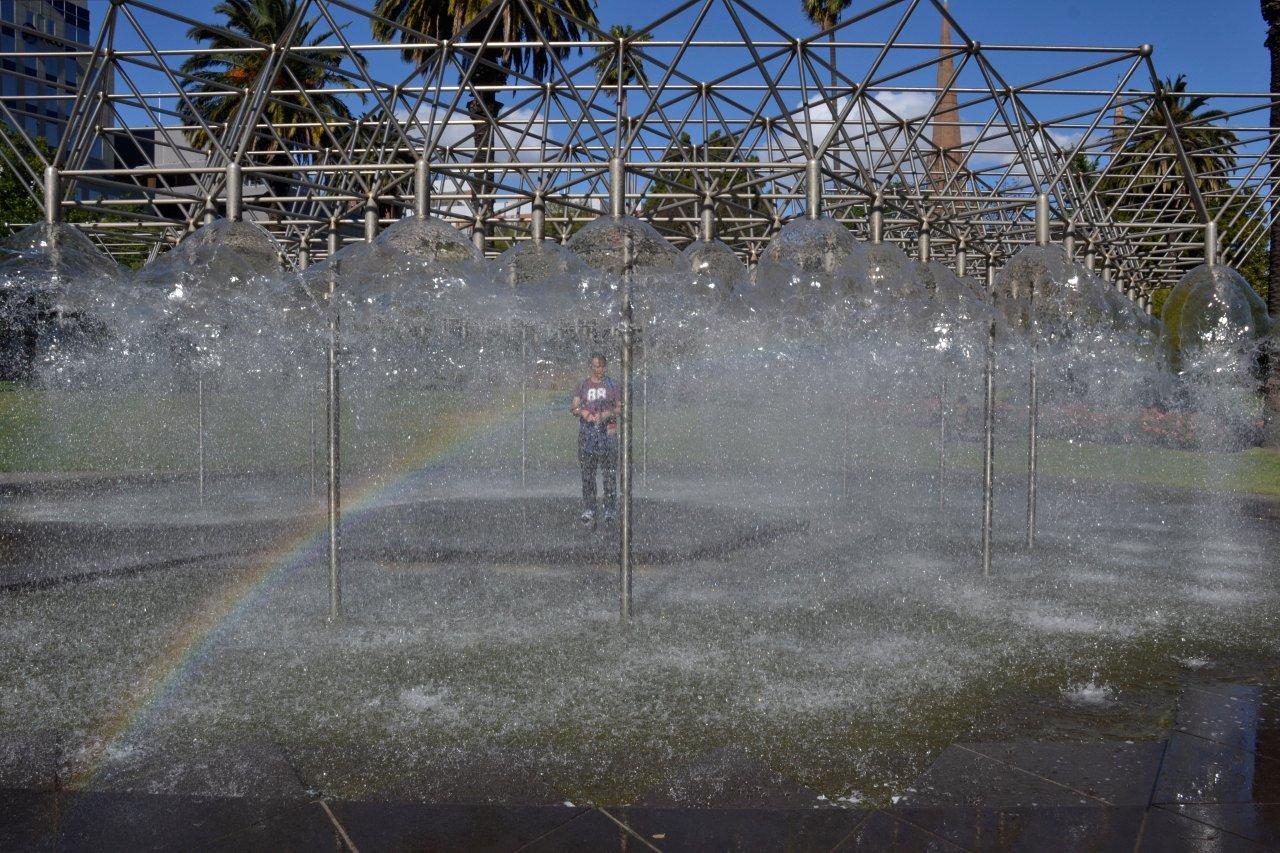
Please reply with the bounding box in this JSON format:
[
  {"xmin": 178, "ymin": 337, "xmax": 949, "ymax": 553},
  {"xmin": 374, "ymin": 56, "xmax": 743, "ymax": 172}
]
[{"xmin": 3, "ymin": 0, "xmax": 1278, "ymax": 295}]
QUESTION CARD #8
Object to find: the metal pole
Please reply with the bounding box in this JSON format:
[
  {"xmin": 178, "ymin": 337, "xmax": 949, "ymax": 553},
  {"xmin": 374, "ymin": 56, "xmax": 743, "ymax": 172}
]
[
  {"xmin": 43, "ymin": 165, "xmax": 60, "ymax": 225},
  {"xmin": 918, "ymin": 219, "xmax": 932, "ymax": 263},
  {"xmin": 326, "ymin": 224, "xmax": 341, "ymax": 619},
  {"xmin": 1034, "ymin": 192, "xmax": 1050, "ymax": 248},
  {"xmin": 197, "ymin": 373, "xmax": 205, "ymax": 507},
  {"xmin": 1063, "ymin": 221, "xmax": 1076, "ymax": 259},
  {"xmin": 1026, "ymin": 198, "xmax": 1047, "ymax": 550},
  {"xmin": 701, "ymin": 193, "xmax": 715, "ymax": 242},
  {"xmin": 956, "ymin": 238, "xmax": 967, "ymax": 277},
  {"xmin": 1198, "ymin": 219, "xmax": 1218, "ymax": 266},
  {"xmin": 641, "ymin": 337, "xmax": 648, "ymax": 489},
  {"xmin": 226, "ymin": 163, "xmax": 242, "ymax": 222},
  {"xmin": 414, "ymin": 158, "xmax": 429, "ymax": 218},
  {"xmin": 520, "ymin": 327, "xmax": 528, "ymax": 488},
  {"xmin": 531, "ymin": 192, "xmax": 545, "ymax": 242},
  {"xmin": 870, "ymin": 193, "xmax": 884, "ymax": 245},
  {"xmin": 982, "ymin": 255, "xmax": 997, "ymax": 577},
  {"xmin": 364, "ymin": 200, "xmax": 378, "ymax": 243},
  {"xmin": 610, "ymin": 156, "xmax": 625, "ymax": 219},
  {"xmin": 938, "ymin": 373, "xmax": 947, "ymax": 512},
  {"xmin": 805, "ymin": 158, "xmax": 821, "ymax": 220},
  {"xmin": 619, "ymin": 232, "xmax": 635, "ymax": 621}
]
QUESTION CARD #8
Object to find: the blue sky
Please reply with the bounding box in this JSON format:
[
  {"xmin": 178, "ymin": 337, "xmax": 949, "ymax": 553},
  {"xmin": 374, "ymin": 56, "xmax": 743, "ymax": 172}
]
[
  {"xmin": 100, "ymin": 0, "xmax": 1272, "ymax": 136},
  {"xmin": 102, "ymin": 0, "xmax": 1270, "ymax": 90}
]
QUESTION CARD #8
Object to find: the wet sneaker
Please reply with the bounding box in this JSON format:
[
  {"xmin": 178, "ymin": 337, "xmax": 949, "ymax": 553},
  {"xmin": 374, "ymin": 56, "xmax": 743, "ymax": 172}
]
[
  {"xmin": 602, "ymin": 509, "xmax": 616, "ymax": 523},
  {"xmin": 580, "ymin": 509, "xmax": 595, "ymax": 525}
]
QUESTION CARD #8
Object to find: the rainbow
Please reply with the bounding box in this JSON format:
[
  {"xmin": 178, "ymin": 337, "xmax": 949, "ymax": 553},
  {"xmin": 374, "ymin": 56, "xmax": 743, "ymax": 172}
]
[{"xmin": 67, "ymin": 399, "xmax": 537, "ymax": 790}]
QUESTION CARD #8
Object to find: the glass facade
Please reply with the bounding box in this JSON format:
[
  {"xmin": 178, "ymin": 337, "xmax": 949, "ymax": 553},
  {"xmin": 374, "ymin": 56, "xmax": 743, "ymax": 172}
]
[{"xmin": 0, "ymin": 1, "xmax": 103, "ymax": 170}]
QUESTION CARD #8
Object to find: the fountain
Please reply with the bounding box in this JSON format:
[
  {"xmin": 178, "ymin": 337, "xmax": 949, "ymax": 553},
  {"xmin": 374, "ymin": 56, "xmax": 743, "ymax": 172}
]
[{"xmin": 1, "ymin": 206, "xmax": 1277, "ymax": 813}]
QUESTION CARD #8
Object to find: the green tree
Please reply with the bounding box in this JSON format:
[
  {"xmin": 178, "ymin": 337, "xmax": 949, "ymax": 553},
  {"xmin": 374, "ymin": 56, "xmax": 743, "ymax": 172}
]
[
  {"xmin": 179, "ymin": 0, "xmax": 359, "ymax": 206},
  {"xmin": 1261, "ymin": 0, "xmax": 1280, "ymax": 442},
  {"xmin": 371, "ymin": 0, "xmax": 598, "ymax": 241},
  {"xmin": 0, "ymin": 123, "xmax": 47, "ymax": 228},
  {"xmin": 642, "ymin": 130, "xmax": 771, "ymax": 242}
]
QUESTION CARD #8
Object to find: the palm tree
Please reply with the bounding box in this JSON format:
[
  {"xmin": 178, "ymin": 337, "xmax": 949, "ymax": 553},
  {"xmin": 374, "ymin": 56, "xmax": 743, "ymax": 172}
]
[
  {"xmin": 179, "ymin": 0, "xmax": 358, "ymax": 209},
  {"xmin": 1262, "ymin": 0, "xmax": 1280, "ymax": 441},
  {"xmin": 1100, "ymin": 75, "xmax": 1239, "ymax": 224},
  {"xmin": 801, "ymin": 0, "xmax": 853, "ymax": 89},
  {"xmin": 370, "ymin": 0, "xmax": 598, "ymax": 241},
  {"xmin": 593, "ymin": 24, "xmax": 651, "ymax": 119}
]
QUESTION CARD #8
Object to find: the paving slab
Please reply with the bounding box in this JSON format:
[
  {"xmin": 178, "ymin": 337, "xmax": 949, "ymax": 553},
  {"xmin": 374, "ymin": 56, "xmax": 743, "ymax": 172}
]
[
  {"xmin": 0, "ymin": 788, "xmax": 326, "ymax": 852},
  {"xmin": 1178, "ymin": 684, "xmax": 1280, "ymax": 759},
  {"xmin": 1167, "ymin": 804, "xmax": 1280, "ymax": 848},
  {"xmin": 1137, "ymin": 805, "xmax": 1264, "ymax": 851},
  {"xmin": 1152, "ymin": 731, "xmax": 1280, "ymax": 806},
  {"xmin": 830, "ymin": 810, "xmax": 960, "ymax": 851},
  {"xmin": 619, "ymin": 805, "xmax": 865, "ymax": 852},
  {"xmin": 328, "ymin": 801, "xmax": 587, "ymax": 852},
  {"xmin": 513, "ymin": 808, "xmax": 653, "ymax": 852},
  {"xmin": 893, "ymin": 805, "xmax": 1144, "ymax": 852},
  {"xmin": 632, "ymin": 746, "xmax": 828, "ymax": 809},
  {"xmin": 897, "ymin": 746, "xmax": 1103, "ymax": 809},
  {"xmin": 962, "ymin": 741, "xmax": 1165, "ymax": 807}
]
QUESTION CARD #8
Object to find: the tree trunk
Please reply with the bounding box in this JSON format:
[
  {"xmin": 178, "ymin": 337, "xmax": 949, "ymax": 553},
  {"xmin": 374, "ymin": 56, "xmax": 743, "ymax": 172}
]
[{"xmin": 1266, "ymin": 11, "xmax": 1280, "ymax": 445}]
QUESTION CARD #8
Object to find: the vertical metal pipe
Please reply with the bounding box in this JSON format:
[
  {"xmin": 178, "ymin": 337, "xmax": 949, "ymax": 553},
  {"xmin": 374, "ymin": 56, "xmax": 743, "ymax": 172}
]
[
  {"xmin": 1084, "ymin": 242, "xmax": 1096, "ymax": 272},
  {"xmin": 326, "ymin": 224, "xmax": 341, "ymax": 619},
  {"xmin": 414, "ymin": 158, "xmax": 429, "ymax": 218},
  {"xmin": 1063, "ymin": 221, "xmax": 1076, "ymax": 259},
  {"xmin": 1204, "ymin": 220, "xmax": 1218, "ymax": 268},
  {"xmin": 226, "ymin": 163, "xmax": 242, "ymax": 222},
  {"xmin": 197, "ymin": 373, "xmax": 205, "ymax": 507},
  {"xmin": 520, "ymin": 327, "xmax": 528, "ymax": 488},
  {"xmin": 982, "ymin": 255, "xmax": 997, "ymax": 577},
  {"xmin": 364, "ymin": 200, "xmax": 378, "ymax": 243},
  {"xmin": 701, "ymin": 194, "xmax": 715, "ymax": 242},
  {"xmin": 870, "ymin": 193, "xmax": 884, "ymax": 244},
  {"xmin": 938, "ymin": 373, "xmax": 947, "ymax": 512},
  {"xmin": 531, "ymin": 193, "xmax": 545, "ymax": 243},
  {"xmin": 1026, "ymin": 193, "xmax": 1048, "ymax": 551},
  {"xmin": 610, "ymin": 157, "xmax": 625, "ymax": 219},
  {"xmin": 805, "ymin": 158, "xmax": 821, "ymax": 220},
  {"xmin": 641, "ymin": 337, "xmax": 648, "ymax": 489},
  {"xmin": 1034, "ymin": 192, "xmax": 1050, "ymax": 248},
  {"xmin": 43, "ymin": 165, "xmax": 60, "ymax": 225},
  {"xmin": 309, "ymin": 399, "xmax": 316, "ymax": 500},
  {"xmin": 955, "ymin": 239, "xmax": 967, "ymax": 278},
  {"xmin": 918, "ymin": 219, "xmax": 931, "ymax": 263},
  {"xmin": 619, "ymin": 232, "xmax": 635, "ymax": 621}
]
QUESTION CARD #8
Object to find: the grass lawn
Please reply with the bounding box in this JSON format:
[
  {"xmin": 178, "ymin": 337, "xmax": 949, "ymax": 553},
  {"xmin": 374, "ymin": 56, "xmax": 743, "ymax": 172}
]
[{"xmin": 4, "ymin": 380, "xmax": 1280, "ymax": 499}]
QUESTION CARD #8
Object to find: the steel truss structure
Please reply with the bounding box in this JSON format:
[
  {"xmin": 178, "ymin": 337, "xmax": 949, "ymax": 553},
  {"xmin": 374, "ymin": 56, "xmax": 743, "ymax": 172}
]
[{"xmin": 2, "ymin": 0, "xmax": 1277, "ymax": 296}]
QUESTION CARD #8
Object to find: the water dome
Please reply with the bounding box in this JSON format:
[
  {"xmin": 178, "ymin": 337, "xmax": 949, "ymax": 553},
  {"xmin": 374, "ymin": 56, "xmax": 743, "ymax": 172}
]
[
  {"xmin": 565, "ymin": 215, "xmax": 680, "ymax": 277},
  {"xmin": 372, "ymin": 216, "xmax": 483, "ymax": 268},
  {"xmin": 993, "ymin": 245, "xmax": 1112, "ymax": 339},
  {"xmin": 0, "ymin": 223, "xmax": 124, "ymax": 379},
  {"xmin": 682, "ymin": 239, "xmax": 746, "ymax": 299},
  {"xmin": 848, "ymin": 242, "xmax": 924, "ymax": 310},
  {"xmin": 0, "ymin": 221, "xmax": 120, "ymax": 282},
  {"xmin": 750, "ymin": 217, "xmax": 859, "ymax": 311},
  {"xmin": 1161, "ymin": 264, "xmax": 1271, "ymax": 359},
  {"xmin": 142, "ymin": 218, "xmax": 281, "ymax": 286}
]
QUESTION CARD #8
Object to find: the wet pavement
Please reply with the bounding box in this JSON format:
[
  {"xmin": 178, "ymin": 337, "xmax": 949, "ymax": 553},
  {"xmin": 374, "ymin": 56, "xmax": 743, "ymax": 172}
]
[{"xmin": 1, "ymin": 676, "xmax": 1276, "ymax": 850}]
